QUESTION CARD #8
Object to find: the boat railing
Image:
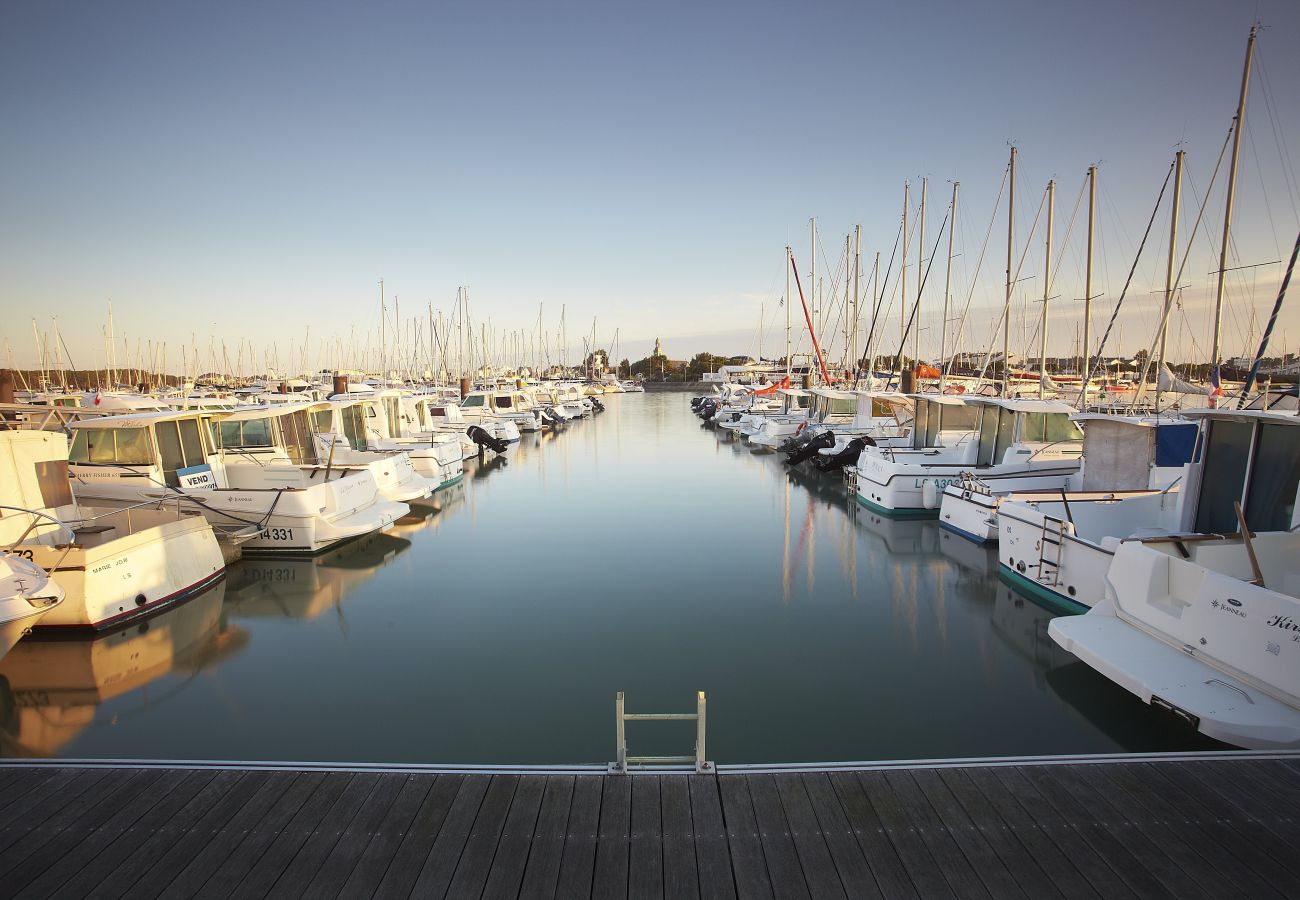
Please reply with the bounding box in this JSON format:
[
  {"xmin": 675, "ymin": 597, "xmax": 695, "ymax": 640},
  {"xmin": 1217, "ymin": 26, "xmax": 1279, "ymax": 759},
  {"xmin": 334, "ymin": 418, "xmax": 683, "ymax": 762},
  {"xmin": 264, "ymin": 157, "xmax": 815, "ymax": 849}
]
[{"xmin": 612, "ymin": 691, "xmax": 711, "ymax": 774}]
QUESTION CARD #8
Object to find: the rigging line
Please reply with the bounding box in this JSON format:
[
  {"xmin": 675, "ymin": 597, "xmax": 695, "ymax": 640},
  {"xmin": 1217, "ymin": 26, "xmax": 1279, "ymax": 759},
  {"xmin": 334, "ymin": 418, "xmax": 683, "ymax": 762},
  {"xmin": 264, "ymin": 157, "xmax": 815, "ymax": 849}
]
[
  {"xmin": 1077, "ymin": 159, "xmax": 1176, "ymax": 407},
  {"xmin": 1255, "ymin": 47, "xmax": 1300, "ymax": 225},
  {"xmin": 789, "ymin": 253, "xmax": 832, "ymax": 384},
  {"xmin": 1247, "ymin": 115, "xmax": 1284, "ymax": 261},
  {"xmin": 862, "ymin": 218, "xmax": 904, "ymax": 372},
  {"xmin": 885, "ymin": 210, "xmax": 951, "ymax": 389},
  {"xmin": 973, "ymin": 181, "xmax": 1050, "ymax": 391},
  {"xmin": 866, "ymin": 207, "xmax": 921, "ymax": 372},
  {"xmin": 946, "ymin": 165, "xmax": 1009, "ymax": 377},
  {"xmin": 1236, "ymin": 231, "xmax": 1298, "ymax": 406}
]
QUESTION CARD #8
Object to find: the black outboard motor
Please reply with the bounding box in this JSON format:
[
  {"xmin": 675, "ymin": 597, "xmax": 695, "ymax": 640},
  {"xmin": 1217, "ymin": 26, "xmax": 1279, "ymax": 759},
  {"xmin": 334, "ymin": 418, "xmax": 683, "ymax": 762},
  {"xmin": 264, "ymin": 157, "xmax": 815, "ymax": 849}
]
[
  {"xmin": 542, "ymin": 407, "xmax": 564, "ymax": 427},
  {"xmin": 590, "ymin": 397, "xmax": 605, "ymax": 413},
  {"xmin": 777, "ymin": 430, "xmax": 813, "ymax": 454},
  {"xmin": 466, "ymin": 424, "xmax": 509, "ymax": 454},
  {"xmin": 784, "ymin": 430, "xmax": 835, "ymax": 466},
  {"xmin": 690, "ymin": 397, "xmax": 705, "ymax": 410},
  {"xmin": 813, "ymin": 436, "xmax": 875, "ymax": 473},
  {"xmin": 697, "ymin": 399, "xmax": 717, "ymax": 419}
]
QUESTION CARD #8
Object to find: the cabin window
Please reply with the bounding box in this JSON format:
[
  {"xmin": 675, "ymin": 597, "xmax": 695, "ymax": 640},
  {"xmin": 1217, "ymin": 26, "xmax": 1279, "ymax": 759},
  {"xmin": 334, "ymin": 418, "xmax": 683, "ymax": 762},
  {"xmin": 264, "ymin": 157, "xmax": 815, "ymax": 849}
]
[
  {"xmin": 1194, "ymin": 420, "xmax": 1254, "ymax": 534},
  {"xmin": 341, "ymin": 405, "xmax": 368, "ymax": 451},
  {"xmin": 70, "ymin": 427, "xmax": 155, "ymax": 466},
  {"xmin": 384, "ymin": 398, "xmax": 402, "ymax": 437},
  {"xmin": 155, "ymin": 420, "xmax": 205, "ymax": 486},
  {"xmin": 415, "ymin": 404, "xmax": 428, "ymax": 427},
  {"xmin": 219, "ymin": 418, "xmax": 274, "ymax": 449},
  {"xmin": 493, "ymin": 396, "xmax": 513, "ymax": 409},
  {"xmin": 829, "ymin": 398, "xmax": 855, "ymax": 416},
  {"xmin": 976, "ymin": 406, "xmax": 999, "ymax": 466},
  {"xmin": 34, "ymin": 460, "xmax": 73, "ymax": 508},
  {"xmin": 461, "ymin": 395, "xmax": 485, "ymax": 408},
  {"xmin": 309, "ymin": 409, "xmax": 333, "ymax": 432},
  {"xmin": 1019, "ymin": 412, "xmax": 1083, "ymax": 443},
  {"xmin": 797, "ymin": 396, "xmax": 810, "ymax": 409},
  {"xmin": 430, "ymin": 406, "xmax": 446, "ymax": 417},
  {"xmin": 1244, "ymin": 423, "xmax": 1300, "ymax": 532},
  {"xmin": 912, "ymin": 402, "xmax": 929, "ymax": 449},
  {"xmin": 278, "ymin": 411, "xmax": 319, "ymax": 465}
]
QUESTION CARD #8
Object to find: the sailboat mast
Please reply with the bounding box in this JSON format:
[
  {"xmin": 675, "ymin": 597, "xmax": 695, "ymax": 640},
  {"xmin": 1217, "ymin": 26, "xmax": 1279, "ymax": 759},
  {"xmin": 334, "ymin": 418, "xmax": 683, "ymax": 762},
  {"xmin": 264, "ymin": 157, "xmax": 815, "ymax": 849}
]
[
  {"xmin": 940, "ymin": 181, "xmax": 959, "ymax": 393},
  {"xmin": 1083, "ymin": 165, "xmax": 1096, "ymax": 385},
  {"xmin": 809, "ymin": 218, "xmax": 816, "ymax": 380},
  {"xmin": 1039, "ymin": 179, "xmax": 1055, "ymax": 399},
  {"xmin": 785, "ymin": 246, "xmax": 792, "ymax": 381},
  {"xmin": 901, "ymin": 183, "xmax": 909, "ymax": 348},
  {"xmin": 1157, "ymin": 150, "xmax": 1185, "ymax": 406},
  {"xmin": 915, "ymin": 177, "xmax": 926, "ymax": 370},
  {"xmin": 1004, "ymin": 147, "xmax": 1016, "ymax": 397},
  {"xmin": 1211, "ymin": 25, "xmax": 1257, "ymax": 383},
  {"xmin": 852, "ymin": 224, "xmax": 861, "ymax": 376}
]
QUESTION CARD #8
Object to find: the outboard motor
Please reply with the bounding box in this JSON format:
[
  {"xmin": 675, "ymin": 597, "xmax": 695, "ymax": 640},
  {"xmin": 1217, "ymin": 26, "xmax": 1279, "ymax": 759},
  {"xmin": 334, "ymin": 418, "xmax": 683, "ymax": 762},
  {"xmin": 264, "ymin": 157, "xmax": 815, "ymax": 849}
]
[
  {"xmin": 698, "ymin": 399, "xmax": 717, "ymax": 419},
  {"xmin": 590, "ymin": 397, "xmax": 605, "ymax": 413},
  {"xmin": 690, "ymin": 397, "xmax": 704, "ymax": 411},
  {"xmin": 466, "ymin": 424, "xmax": 509, "ymax": 454},
  {"xmin": 777, "ymin": 430, "xmax": 813, "ymax": 454},
  {"xmin": 784, "ymin": 430, "xmax": 835, "ymax": 466},
  {"xmin": 813, "ymin": 436, "xmax": 874, "ymax": 473},
  {"xmin": 542, "ymin": 407, "xmax": 564, "ymax": 427}
]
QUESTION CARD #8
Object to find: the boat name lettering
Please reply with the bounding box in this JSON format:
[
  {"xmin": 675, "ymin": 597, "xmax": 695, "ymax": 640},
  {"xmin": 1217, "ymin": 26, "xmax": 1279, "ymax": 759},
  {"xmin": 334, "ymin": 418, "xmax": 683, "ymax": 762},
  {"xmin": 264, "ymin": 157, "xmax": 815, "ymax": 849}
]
[
  {"xmin": 914, "ymin": 477, "xmax": 960, "ymax": 490},
  {"xmin": 1266, "ymin": 614, "xmax": 1300, "ymax": 633}
]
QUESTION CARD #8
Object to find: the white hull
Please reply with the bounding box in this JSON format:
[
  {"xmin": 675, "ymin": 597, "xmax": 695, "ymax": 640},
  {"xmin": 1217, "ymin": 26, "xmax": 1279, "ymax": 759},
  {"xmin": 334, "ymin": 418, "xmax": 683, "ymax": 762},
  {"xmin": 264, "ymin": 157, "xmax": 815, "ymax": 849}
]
[
  {"xmin": 855, "ymin": 455, "xmax": 1081, "ymax": 515},
  {"xmin": 1, "ymin": 556, "xmax": 65, "ymax": 656}
]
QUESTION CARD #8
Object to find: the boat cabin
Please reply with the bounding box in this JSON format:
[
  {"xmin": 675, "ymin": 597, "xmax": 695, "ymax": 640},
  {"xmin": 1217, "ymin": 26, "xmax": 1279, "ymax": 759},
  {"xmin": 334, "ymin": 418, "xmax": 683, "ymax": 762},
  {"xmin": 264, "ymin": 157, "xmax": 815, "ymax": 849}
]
[{"xmin": 1182, "ymin": 410, "xmax": 1300, "ymax": 535}]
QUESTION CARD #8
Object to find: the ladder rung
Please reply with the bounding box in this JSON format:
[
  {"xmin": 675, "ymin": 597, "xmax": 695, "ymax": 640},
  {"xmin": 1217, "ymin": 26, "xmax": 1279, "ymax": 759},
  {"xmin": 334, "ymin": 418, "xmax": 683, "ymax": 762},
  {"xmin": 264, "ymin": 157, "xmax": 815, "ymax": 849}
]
[
  {"xmin": 623, "ymin": 713, "xmax": 699, "ymax": 721},
  {"xmin": 626, "ymin": 755, "xmax": 696, "ymax": 764}
]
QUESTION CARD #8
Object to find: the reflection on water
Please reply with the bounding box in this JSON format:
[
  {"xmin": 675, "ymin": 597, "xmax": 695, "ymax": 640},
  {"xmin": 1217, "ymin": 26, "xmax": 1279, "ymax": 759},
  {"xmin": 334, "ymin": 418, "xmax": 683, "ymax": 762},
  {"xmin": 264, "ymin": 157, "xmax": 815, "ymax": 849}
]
[
  {"xmin": 0, "ymin": 394, "xmax": 1222, "ymax": 763},
  {"xmin": 0, "ymin": 583, "xmax": 245, "ymax": 757}
]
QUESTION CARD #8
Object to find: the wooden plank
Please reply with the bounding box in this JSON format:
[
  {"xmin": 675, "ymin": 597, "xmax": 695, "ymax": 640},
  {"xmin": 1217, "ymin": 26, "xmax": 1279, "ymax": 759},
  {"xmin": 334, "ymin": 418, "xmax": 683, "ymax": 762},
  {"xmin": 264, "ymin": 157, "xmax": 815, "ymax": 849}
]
[
  {"xmin": 951, "ymin": 768, "xmax": 1099, "ymax": 900},
  {"xmin": 718, "ymin": 775, "xmax": 774, "ymax": 900},
  {"xmin": 1087, "ymin": 762, "xmax": 1283, "ymax": 900},
  {"xmin": 372, "ymin": 774, "xmax": 464, "ymax": 900},
  {"xmin": 0, "ymin": 767, "xmax": 113, "ymax": 845},
  {"xmin": 687, "ymin": 775, "xmax": 736, "ymax": 900},
  {"xmin": 628, "ymin": 776, "xmax": 664, "ymax": 900},
  {"xmin": 1147, "ymin": 762, "xmax": 1300, "ymax": 896},
  {"xmin": 406, "ymin": 773, "xmax": 490, "ymax": 898},
  {"xmin": 826, "ymin": 772, "xmax": 915, "ymax": 900},
  {"xmin": 442, "ymin": 774, "xmax": 519, "ymax": 899},
  {"xmin": 88, "ymin": 769, "xmax": 250, "ymax": 900},
  {"xmin": 1043, "ymin": 764, "xmax": 1212, "ymax": 900},
  {"xmin": 301, "ymin": 773, "xmax": 406, "ymax": 899},
  {"xmin": 174, "ymin": 771, "xmax": 326, "ymax": 900},
  {"xmin": 0, "ymin": 767, "xmax": 65, "ymax": 822},
  {"xmin": 772, "ymin": 774, "xmax": 845, "ymax": 900},
  {"xmin": 3, "ymin": 768, "xmax": 178, "ymax": 898},
  {"xmin": 928, "ymin": 768, "xmax": 1064, "ymax": 900},
  {"xmin": 517, "ymin": 776, "xmax": 575, "ymax": 900},
  {"xmin": 890, "ymin": 770, "xmax": 1014, "ymax": 899},
  {"xmin": 45, "ymin": 769, "xmax": 221, "ymax": 900},
  {"xmin": 660, "ymin": 776, "xmax": 700, "ymax": 900},
  {"xmin": 1001, "ymin": 766, "xmax": 1153, "ymax": 899},
  {"xmin": 132, "ymin": 770, "xmax": 287, "ymax": 900},
  {"xmin": 0, "ymin": 768, "xmax": 150, "ymax": 885},
  {"xmin": 592, "ymin": 773, "xmax": 631, "ymax": 900},
  {"xmin": 265, "ymin": 773, "xmax": 383, "ymax": 899},
  {"xmin": 337, "ymin": 774, "xmax": 436, "ymax": 900},
  {"xmin": 1199, "ymin": 759, "xmax": 1300, "ymax": 841},
  {"xmin": 797, "ymin": 774, "xmax": 881, "ymax": 900},
  {"xmin": 746, "ymin": 775, "xmax": 810, "ymax": 900},
  {"xmin": 480, "ymin": 775, "xmax": 547, "ymax": 900},
  {"xmin": 853, "ymin": 771, "xmax": 953, "ymax": 900},
  {"xmin": 206, "ymin": 771, "xmax": 354, "ymax": 899},
  {"xmin": 553, "ymin": 776, "xmax": 603, "ymax": 898}
]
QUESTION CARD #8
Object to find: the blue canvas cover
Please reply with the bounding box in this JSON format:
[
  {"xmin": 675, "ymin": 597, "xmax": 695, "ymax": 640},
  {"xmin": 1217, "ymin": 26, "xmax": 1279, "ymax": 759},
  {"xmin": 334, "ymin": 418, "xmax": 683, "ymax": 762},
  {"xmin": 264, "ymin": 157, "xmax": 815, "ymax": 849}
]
[{"xmin": 1154, "ymin": 422, "xmax": 1200, "ymax": 467}]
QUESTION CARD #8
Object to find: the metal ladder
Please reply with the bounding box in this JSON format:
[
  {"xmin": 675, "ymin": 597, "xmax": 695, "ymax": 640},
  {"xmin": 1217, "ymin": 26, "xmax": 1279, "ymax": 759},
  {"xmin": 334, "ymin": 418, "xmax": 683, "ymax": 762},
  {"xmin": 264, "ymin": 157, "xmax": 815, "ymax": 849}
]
[
  {"xmin": 612, "ymin": 692, "xmax": 712, "ymax": 774},
  {"xmin": 1037, "ymin": 516, "xmax": 1066, "ymax": 585}
]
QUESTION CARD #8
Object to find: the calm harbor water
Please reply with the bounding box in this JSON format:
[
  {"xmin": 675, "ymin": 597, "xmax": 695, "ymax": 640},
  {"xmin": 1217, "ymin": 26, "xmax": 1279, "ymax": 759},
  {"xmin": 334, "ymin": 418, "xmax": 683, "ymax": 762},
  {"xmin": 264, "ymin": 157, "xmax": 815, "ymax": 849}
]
[{"xmin": 0, "ymin": 393, "xmax": 1222, "ymax": 764}]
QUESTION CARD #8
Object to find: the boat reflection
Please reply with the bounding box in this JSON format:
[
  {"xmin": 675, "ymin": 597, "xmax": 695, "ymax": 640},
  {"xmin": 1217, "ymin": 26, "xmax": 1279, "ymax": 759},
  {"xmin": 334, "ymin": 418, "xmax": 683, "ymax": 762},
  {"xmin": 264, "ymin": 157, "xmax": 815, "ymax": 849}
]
[
  {"xmin": 224, "ymin": 530, "xmax": 411, "ymax": 621},
  {"xmin": 390, "ymin": 483, "xmax": 467, "ymax": 536},
  {"xmin": 0, "ymin": 581, "xmax": 243, "ymax": 757}
]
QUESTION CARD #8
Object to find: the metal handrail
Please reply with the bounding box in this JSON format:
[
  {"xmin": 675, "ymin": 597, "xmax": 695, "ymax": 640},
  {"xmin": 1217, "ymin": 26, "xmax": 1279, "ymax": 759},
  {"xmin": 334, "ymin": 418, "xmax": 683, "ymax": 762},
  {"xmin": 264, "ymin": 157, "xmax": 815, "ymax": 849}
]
[{"xmin": 613, "ymin": 691, "xmax": 711, "ymax": 774}]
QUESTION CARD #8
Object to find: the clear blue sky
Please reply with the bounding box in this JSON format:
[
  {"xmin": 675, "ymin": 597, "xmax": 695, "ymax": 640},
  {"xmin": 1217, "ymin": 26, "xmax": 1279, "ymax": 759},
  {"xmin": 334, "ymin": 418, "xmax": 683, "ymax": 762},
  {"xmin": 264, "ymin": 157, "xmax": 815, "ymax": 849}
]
[{"xmin": 2, "ymin": 0, "xmax": 1297, "ymax": 373}]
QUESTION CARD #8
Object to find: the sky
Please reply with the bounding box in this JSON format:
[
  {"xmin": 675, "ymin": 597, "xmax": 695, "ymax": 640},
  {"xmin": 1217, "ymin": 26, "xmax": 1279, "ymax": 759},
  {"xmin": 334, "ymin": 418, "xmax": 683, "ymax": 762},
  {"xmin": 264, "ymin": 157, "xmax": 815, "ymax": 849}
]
[{"xmin": 1, "ymin": 0, "xmax": 1298, "ymax": 375}]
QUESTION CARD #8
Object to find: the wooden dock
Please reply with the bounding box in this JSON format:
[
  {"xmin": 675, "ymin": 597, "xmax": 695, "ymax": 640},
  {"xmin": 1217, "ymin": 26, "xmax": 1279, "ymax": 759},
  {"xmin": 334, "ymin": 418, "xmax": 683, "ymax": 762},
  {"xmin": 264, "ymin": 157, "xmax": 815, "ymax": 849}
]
[{"xmin": 1, "ymin": 754, "xmax": 1297, "ymax": 898}]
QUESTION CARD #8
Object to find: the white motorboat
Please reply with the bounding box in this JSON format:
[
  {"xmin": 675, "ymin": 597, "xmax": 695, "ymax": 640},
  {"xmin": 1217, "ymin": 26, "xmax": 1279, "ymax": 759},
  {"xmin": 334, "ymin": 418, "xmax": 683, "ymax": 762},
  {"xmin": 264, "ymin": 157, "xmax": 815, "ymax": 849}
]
[
  {"xmin": 459, "ymin": 389, "xmax": 543, "ymax": 432},
  {"xmin": 1049, "ymin": 409, "xmax": 1300, "ymax": 749},
  {"xmin": 2, "ymin": 429, "xmax": 225, "ymax": 631},
  {"xmin": 0, "ymin": 553, "xmax": 65, "ymax": 658},
  {"xmin": 995, "ymin": 416, "xmax": 1199, "ymax": 609},
  {"xmin": 68, "ymin": 409, "xmax": 407, "ymax": 556},
  {"xmin": 852, "ymin": 396, "xmax": 1082, "ymax": 517},
  {"xmin": 315, "ymin": 392, "xmax": 463, "ymax": 491}
]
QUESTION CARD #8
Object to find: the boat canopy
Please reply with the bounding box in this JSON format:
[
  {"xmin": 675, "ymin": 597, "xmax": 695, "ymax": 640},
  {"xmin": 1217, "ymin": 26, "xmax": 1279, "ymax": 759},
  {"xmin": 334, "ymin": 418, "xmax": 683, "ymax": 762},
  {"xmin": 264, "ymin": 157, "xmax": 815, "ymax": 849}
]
[
  {"xmin": 1184, "ymin": 410, "xmax": 1300, "ymax": 534},
  {"xmin": 1072, "ymin": 415, "xmax": 1201, "ymax": 491}
]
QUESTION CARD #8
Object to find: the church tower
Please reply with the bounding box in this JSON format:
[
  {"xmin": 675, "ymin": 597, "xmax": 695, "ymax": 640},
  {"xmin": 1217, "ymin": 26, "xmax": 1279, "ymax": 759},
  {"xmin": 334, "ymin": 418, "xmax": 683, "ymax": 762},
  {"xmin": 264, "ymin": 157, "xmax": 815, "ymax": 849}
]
[{"xmin": 654, "ymin": 337, "xmax": 662, "ymax": 357}]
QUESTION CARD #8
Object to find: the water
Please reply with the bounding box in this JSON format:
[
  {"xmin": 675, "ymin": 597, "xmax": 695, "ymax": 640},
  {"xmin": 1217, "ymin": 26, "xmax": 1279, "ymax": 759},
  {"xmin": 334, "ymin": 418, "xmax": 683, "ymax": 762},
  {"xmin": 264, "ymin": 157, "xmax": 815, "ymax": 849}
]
[{"xmin": 0, "ymin": 393, "xmax": 1223, "ymax": 764}]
